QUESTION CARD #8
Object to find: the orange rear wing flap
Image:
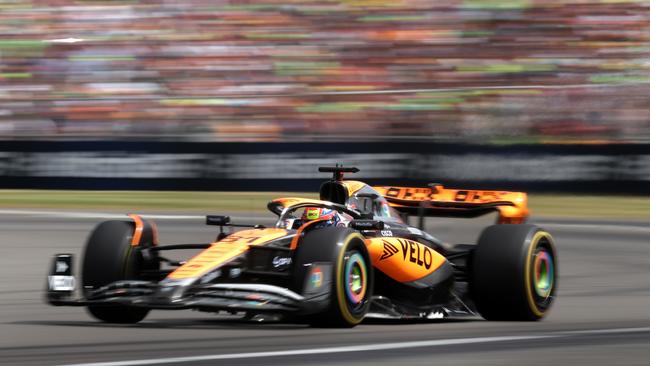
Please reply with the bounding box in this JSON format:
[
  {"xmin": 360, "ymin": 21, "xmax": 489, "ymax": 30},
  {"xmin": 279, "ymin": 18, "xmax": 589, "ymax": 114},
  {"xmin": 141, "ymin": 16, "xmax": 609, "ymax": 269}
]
[{"xmin": 373, "ymin": 185, "xmax": 529, "ymax": 224}]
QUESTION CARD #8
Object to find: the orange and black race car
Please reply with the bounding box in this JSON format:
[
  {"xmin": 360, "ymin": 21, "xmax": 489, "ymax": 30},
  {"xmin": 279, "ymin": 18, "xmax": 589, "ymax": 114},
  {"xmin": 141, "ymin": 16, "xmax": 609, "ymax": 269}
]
[{"xmin": 46, "ymin": 166, "xmax": 557, "ymax": 327}]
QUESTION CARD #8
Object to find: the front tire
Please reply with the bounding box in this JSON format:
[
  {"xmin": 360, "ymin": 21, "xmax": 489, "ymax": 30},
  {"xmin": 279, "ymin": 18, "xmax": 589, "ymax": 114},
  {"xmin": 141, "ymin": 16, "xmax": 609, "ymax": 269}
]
[
  {"xmin": 293, "ymin": 227, "xmax": 373, "ymax": 327},
  {"xmin": 471, "ymin": 224, "xmax": 557, "ymax": 321},
  {"xmin": 82, "ymin": 220, "xmax": 157, "ymax": 323}
]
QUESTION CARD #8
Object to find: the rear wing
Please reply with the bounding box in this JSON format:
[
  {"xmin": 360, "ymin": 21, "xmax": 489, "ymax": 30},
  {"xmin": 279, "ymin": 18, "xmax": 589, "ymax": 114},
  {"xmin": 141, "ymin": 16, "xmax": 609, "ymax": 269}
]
[{"xmin": 373, "ymin": 185, "xmax": 528, "ymax": 224}]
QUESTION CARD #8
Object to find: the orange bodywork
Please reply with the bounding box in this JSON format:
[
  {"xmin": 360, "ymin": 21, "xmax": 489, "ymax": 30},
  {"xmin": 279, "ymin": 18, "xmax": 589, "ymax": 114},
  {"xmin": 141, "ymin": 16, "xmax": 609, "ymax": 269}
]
[
  {"xmin": 168, "ymin": 228, "xmax": 288, "ymax": 280},
  {"xmin": 365, "ymin": 237, "xmax": 447, "ymax": 283},
  {"xmin": 340, "ymin": 180, "xmax": 366, "ymax": 196},
  {"xmin": 373, "ymin": 185, "xmax": 529, "ymax": 224},
  {"xmin": 271, "ymin": 197, "xmax": 326, "ymax": 207},
  {"xmin": 268, "ymin": 197, "xmax": 336, "ymax": 214},
  {"xmin": 128, "ymin": 214, "xmax": 145, "ymax": 246},
  {"xmin": 127, "ymin": 214, "xmax": 160, "ymax": 246}
]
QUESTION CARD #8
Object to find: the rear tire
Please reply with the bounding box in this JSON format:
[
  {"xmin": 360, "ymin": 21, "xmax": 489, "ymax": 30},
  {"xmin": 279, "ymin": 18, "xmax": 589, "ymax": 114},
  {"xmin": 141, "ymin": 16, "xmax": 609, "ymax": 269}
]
[
  {"xmin": 82, "ymin": 220, "xmax": 157, "ymax": 323},
  {"xmin": 471, "ymin": 224, "xmax": 557, "ymax": 321},
  {"xmin": 293, "ymin": 227, "xmax": 373, "ymax": 327}
]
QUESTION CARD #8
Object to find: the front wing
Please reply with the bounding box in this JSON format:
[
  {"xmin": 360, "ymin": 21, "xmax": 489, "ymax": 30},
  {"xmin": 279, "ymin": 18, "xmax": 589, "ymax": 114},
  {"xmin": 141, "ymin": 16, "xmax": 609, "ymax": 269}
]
[
  {"xmin": 46, "ymin": 254, "xmax": 331, "ymax": 314},
  {"xmin": 46, "ymin": 254, "xmax": 474, "ymax": 320}
]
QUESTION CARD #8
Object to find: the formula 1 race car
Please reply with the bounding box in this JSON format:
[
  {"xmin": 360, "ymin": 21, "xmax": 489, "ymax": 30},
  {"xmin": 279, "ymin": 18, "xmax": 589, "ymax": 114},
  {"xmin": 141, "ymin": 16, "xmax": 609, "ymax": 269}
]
[{"xmin": 46, "ymin": 166, "xmax": 557, "ymax": 327}]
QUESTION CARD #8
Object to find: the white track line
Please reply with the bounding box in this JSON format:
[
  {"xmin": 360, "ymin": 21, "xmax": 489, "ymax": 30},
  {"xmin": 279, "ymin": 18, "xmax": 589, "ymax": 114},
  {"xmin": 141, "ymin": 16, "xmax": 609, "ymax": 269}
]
[
  {"xmin": 561, "ymin": 326, "xmax": 650, "ymax": 335},
  {"xmin": 60, "ymin": 335, "xmax": 553, "ymax": 366},
  {"xmin": 1, "ymin": 209, "xmax": 647, "ymax": 232},
  {"xmin": 0, "ymin": 209, "xmax": 194, "ymax": 220},
  {"xmin": 0, "ymin": 209, "xmax": 272, "ymax": 221},
  {"xmin": 540, "ymin": 222, "xmax": 650, "ymax": 233},
  {"xmin": 59, "ymin": 327, "xmax": 650, "ymax": 366}
]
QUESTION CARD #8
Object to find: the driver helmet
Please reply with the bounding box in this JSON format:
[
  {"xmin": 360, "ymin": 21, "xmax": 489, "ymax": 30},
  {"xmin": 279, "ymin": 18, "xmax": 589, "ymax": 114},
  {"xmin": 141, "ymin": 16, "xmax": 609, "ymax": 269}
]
[{"xmin": 302, "ymin": 207, "xmax": 340, "ymax": 227}]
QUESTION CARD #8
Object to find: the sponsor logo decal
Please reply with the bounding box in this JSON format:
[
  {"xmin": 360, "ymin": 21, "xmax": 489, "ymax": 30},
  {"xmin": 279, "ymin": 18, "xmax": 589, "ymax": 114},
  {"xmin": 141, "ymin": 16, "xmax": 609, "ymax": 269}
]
[
  {"xmin": 380, "ymin": 230, "xmax": 393, "ymax": 237},
  {"xmin": 55, "ymin": 261, "xmax": 69, "ymax": 273},
  {"xmin": 51, "ymin": 255, "xmax": 72, "ymax": 275},
  {"xmin": 398, "ymin": 238, "xmax": 434, "ymax": 270},
  {"xmin": 272, "ymin": 256, "xmax": 292, "ymax": 271},
  {"xmin": 305, "ymin": 207, "xmax": 321, "ymax": 220},
  {"xmin": 48, "ymin": 275, "xmax": 75, "ymax": 292},
  {"xmin": 380, "ymin": 240, "xmax": 399, "ymax": 260},
  {"xmin": 245, "ymin": 294, "xmax": 267, "ymax": 307},
  {"xmin": 219, "ymin": 234, "xmax": 263, "ymax": 244},
  {"xmin": 384, "ymin": 187, "xmax": 507, "ymax": 203},
  {"xmin": 229, "ymin": 268, "xmax": 242, "ymax": 278},
  {"xmin": 310, "ymin": 266, "xmax": 323, "ymax": 289}
]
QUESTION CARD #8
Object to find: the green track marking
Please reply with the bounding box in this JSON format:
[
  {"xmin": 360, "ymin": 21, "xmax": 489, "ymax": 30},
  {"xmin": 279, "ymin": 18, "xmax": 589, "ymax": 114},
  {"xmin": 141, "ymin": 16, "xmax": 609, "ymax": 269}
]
[{"xmin": 0, "ymin": 190, "xmax": 649, "ymax": 219}]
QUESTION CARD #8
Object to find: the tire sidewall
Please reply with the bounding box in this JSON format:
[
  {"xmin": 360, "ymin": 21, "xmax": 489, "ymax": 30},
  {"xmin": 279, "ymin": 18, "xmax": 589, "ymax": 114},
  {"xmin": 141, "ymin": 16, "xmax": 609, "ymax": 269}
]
[
  {"xmin": 471, "ymin": 224, "xmax": 558, "ymax": 321},
  {"xmin": 293, "ymin": 227, "xmax": 373, "ymax": 326},
  {"xmin": 81, "ymin": 220, "xmax": 157, "ymax": 323},
  {"xmin": 82, "ymin": 221, "xmax": 137, "ymax": 292},
  {"xmin": 522, "ymin": 229, "xmax": 557, "ymax": 318},
  {"xmin": 332, "ymin": 232, "xmax": 373, "ymax": 325}
]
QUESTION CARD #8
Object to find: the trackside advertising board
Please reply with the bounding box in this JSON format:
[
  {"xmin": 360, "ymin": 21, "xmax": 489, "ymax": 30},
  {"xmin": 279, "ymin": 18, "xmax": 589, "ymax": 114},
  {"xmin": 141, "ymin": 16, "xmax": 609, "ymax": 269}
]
[{"xmin": 0, "ymin": 141, "xmax": 648, "ymax": 193}]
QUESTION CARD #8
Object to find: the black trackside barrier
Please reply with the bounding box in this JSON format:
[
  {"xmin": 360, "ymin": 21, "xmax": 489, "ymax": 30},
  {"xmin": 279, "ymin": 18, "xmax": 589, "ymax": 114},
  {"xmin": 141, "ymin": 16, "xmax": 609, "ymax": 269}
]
[{"xmin": 1, "ymin": 140, "xmax": 650, "ymax": 194}]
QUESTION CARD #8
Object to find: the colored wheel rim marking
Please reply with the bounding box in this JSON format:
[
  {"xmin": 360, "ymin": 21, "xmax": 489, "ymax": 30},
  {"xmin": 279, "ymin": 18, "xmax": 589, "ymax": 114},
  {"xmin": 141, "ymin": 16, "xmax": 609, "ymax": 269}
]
[
  {"xmin": 345, "ymin": 253, "xmax": 367, "ymax": 304},
  {"xmin": 533, "ymin": 249, "xmax": 554, "ymax": 299},
  {"xmin": 524, "ymin": 231, "xmax": 554, "ymax": 318}
]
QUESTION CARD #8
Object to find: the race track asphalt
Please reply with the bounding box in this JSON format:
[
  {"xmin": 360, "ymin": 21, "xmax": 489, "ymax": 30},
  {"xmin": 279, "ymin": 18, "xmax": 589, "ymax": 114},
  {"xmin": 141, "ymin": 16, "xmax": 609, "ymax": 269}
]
[{"xmin": 0, "ymin": 211, "xmax": 649, "ymax": 366}]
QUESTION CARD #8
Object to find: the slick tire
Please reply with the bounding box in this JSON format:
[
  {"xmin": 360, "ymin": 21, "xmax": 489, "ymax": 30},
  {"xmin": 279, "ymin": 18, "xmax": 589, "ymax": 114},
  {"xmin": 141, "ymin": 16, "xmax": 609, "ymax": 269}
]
[
  {"xmin": 471, "ymin": 224, "xmax": 557, "ymax": 321},
  {"xmin": 293, "ymin": 227, "xmax": 373, "ymax": 328},
  {"xmin": 82, "ymin": 220, "xmax": 156, "ymax": 324}
]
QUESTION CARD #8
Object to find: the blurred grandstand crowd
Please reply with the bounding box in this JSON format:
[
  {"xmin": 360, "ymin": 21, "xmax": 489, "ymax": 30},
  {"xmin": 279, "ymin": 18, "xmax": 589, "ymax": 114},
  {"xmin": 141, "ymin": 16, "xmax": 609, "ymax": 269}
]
[{"xmin": 1, "ymin": 0, "xmax": 649, "ymax": 142}]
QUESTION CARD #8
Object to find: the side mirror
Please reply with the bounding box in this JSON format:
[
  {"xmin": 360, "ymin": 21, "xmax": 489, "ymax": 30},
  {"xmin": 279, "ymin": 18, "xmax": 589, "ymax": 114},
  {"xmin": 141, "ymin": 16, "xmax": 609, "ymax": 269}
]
[
  {"xmin": 206, "ymin": 215, "xmax": 230, "ymax": 226},
  {"xmin": 350, "ymin": 220, "xmax": 385, "ymax": 230}
]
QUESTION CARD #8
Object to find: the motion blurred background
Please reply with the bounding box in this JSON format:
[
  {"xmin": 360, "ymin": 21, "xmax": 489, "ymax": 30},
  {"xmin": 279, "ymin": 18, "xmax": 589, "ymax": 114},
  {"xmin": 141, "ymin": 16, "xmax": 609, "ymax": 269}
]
[
  {"xmin": 1, "ymin": 0, "xmax": 650, "ymax": 194},
  {"xmin": 4, "ymin": 4, "xmax": 650, "ymax": 365}
]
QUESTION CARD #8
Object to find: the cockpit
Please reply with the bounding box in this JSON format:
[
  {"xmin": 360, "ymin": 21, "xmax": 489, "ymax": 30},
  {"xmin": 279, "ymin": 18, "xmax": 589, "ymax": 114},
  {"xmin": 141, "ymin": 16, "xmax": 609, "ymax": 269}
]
[
  {"xmin": 268, "ymin": 180, "xmax": 404, "ymax": 231},
  {"xmin": 275, "ymin": 204, "xmax": 353, "ymax": 230},
  {"xmin": 345, "ymin": 187, "xmax": 404, "ymax": 224}
]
